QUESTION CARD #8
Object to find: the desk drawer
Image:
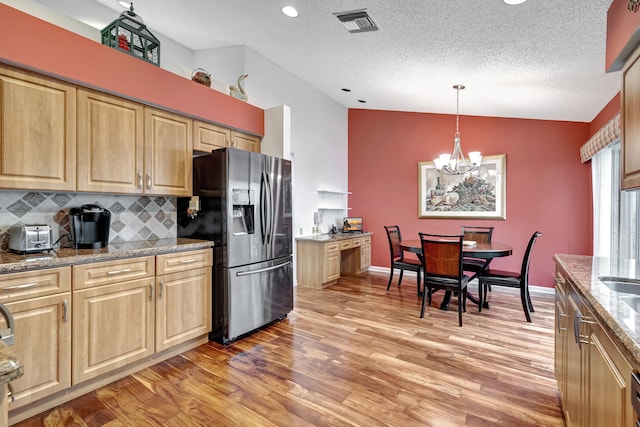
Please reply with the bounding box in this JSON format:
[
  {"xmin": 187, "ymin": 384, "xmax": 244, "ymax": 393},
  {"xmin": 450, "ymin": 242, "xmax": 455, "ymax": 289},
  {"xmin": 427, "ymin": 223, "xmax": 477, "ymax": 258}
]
[
  {"xmin": 362, "ymin": 236, "xmax": 371, "ymax": 245},
  {"xmin": 325, "ymin": 243, "xmax": 340, "ymax": 253},
  {"xmin": 352, "ymin": 238, "xmax": 362, "ymax": 247},
  {"xmin": 340, "ymin": 240, "xmax": 353, "ymax": 250}
]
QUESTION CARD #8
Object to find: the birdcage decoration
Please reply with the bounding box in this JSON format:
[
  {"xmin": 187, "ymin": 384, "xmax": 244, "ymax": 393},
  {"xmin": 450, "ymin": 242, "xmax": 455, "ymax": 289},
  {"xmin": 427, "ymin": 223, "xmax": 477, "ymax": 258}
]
[{"xmin": 101, "ymin": 3, "xmax": 160, "ymax": 66}]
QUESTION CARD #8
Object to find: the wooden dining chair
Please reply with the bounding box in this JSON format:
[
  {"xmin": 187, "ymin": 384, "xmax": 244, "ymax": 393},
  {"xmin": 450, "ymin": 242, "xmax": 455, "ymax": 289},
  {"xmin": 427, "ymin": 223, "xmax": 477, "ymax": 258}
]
[
  {"xmin": 384, "ymin": 225, "xmax": 422, "ymax": 296},
  {"xmin": 478, "ymin": 231, "xmax": 542, "ymax": 322},
  {"xmin": 460, "ymin": 225, "xmax": 494, "ymax": 277},
  {"xmin": 419, "ymin": 233, "xmax": 470, "ymax": 326}
]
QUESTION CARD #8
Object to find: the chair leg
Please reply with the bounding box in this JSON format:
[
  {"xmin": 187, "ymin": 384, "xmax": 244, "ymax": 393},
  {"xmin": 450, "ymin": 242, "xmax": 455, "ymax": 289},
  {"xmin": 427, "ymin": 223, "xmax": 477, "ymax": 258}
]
[
  {"xmin": 398, "ymin": 270, "xmax": 404, "ymax": 287},
  {"xmin": 420, "ymin": 283, "xmax": 428, "ymax": 318},
  {"xmin": 386, "ymin": 267, "xmax": 394, "ymax": 290},
  {"xmin": 458, "ymin": 293, "xmax": 463, "ymax": 327},
  {"xmin": 478, "ymin": 280, "xmax": 484, "ymax": 312},
  {"xmin": 526, "ymin": 286, "xmax": 535, "ymax": 312},
  {"xmin": 416, "ymin": 269, "xmax": 421, "ymax": 297},
  {"xmin": 520, "ymin": 285, "xmax": 532, "ymax": 323}
]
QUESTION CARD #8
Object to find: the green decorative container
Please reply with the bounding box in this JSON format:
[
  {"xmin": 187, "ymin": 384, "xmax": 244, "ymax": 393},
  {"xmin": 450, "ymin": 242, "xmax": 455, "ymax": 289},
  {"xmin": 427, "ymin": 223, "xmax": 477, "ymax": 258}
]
[{"xmin": 101, "ymin": 4, "xmax": 160, "ymax": 66}]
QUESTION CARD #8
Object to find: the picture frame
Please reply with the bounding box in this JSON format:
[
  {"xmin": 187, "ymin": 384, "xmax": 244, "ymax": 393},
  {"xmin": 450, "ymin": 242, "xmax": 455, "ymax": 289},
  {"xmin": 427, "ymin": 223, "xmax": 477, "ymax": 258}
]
[{"xmin": 418, "ymin": 154, "xmax": 506, "ymax": 219}]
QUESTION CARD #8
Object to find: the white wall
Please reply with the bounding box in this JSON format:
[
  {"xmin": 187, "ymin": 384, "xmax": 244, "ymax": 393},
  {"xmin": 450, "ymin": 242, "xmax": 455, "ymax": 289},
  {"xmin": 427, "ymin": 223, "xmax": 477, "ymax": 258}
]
[{"xmin": 6, "ymin": 0, "xmax": 350, "ymax": 279}]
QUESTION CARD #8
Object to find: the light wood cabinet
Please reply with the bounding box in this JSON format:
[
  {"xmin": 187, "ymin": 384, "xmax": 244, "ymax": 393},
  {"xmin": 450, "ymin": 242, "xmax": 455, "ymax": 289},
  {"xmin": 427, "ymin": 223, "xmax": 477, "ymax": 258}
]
[
  {"xmin": 155, "ymin": 249, "xmax": 212, "ymax": 352},
  {"xmin": 77, "ymin": 88, "xmax": 144, "ymax": 193},
  {"xmin": 555, "ymin": 264, "xmax": 637, "ymax": 426},
  {"xmin": 554, "ymin": 273, "xmax": 568, "ymax": 406},
  {"xmin": 230, "ymin": 130, "xmax": 261, "ymax": 153},
  {"xmin": 324, "ymin": 243, "xmax": 341, "ymax": 284},
  {"xmin": 622, "ymin": 44, "xmax": 640, "ymax": 190},
  {"xmin": 145, "ymin": 107, "xmax": 193, "ymax": 196},
  {"xmin": 0, "ymin": 64, "xmax": 76, "ymax": 191},
  {"xmin": 193, "ymin": 120, "xmax": 230, "ymax": 153},
  {"xmin": 72, "ymin": 257, "xmax": 155, "ymax": 384},
  {"xmin": 0, "ymin": 267, "xmax": 71, "ymax": 411},
  {"xmin": 360, "ymin": 236, "xmax": 372, "ymax": 270}
]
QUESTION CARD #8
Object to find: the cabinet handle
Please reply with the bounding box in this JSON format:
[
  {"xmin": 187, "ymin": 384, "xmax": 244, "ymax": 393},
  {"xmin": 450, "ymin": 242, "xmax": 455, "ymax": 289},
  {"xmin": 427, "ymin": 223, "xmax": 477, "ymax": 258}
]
[
  {"xmin": 63, "ymin": 299, "xmax": 68, "ymax": 322},
  {"xmin": 138, "ymin": 172, "xmax": 143, "ymax": 189},
  {"xmin": 146, "ymin": 173, "xmax": 152, "ymax": 189},
  {"xmin": 179, "ymin": 259, "xmax": 196, "ymax": 264},
  {"xmin": 159, "ymin": 281, "xmax": 164, "ymax": 298},
  {"xmin": 557, "ymin": 312, "xmax": 567, "ymax": 333},
  {"xmin": 553, "ymin": 275, "xmax": 564, "ymax": 284},
  {"xmin": 2, "ymin": 282, "xmax": 38, "ymax": 292},
  {"xmin": 149, "ymin": 283, "xmax": 154, "ymax": 300},
  {"xmin": 574, "ymin": 310, "xmax": 596, "ymax": 350},
  {"xmin": 107, "ymin": 268, "xmax": 132, "ymax": 276},
  {"xmin": 7, "ymin": 382, "xmax": 15, "ymax": 403}
]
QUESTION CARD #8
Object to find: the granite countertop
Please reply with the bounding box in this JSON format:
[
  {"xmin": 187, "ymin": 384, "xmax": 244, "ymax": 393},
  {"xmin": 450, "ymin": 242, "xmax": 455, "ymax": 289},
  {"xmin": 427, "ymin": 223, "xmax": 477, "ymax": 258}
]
[
  {"xmin": 555, "ymin": 253, "xmax": 640, "ymax": 365},
  {"xmin": 296, "ymin": 231, "xmax": 373, "ymax": 243},
  {"xmin": 0, "ymin": 238, "xmax": 214, "ymax": 274}
]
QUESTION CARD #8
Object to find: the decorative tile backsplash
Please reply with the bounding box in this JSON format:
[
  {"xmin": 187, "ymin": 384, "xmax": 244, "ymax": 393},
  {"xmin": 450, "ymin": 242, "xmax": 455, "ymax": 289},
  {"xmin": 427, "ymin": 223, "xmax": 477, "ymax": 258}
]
[{"xmin": 0, "ymin": 191, "xmax": 177, "ymax": 251}]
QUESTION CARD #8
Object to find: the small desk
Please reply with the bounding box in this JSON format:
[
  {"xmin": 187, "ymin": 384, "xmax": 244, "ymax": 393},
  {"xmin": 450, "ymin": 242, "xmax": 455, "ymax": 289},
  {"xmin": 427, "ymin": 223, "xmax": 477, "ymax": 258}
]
[{"xmin": 400, "ymin": 240, "xmax": 513, "ymax": 308}]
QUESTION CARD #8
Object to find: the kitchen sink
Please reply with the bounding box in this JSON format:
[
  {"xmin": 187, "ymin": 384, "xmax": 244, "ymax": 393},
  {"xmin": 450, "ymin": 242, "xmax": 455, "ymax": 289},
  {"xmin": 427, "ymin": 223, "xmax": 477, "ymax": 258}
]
[{"xmin": 599, "ymin": 276, "xmax": 640, "ymax": 295}]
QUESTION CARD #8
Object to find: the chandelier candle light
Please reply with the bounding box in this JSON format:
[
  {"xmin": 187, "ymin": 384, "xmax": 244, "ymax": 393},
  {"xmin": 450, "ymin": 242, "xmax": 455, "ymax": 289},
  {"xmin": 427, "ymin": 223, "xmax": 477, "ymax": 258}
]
[{"xmin": 433, "ymin": 84, "xmax": 482, "ymax": 175}]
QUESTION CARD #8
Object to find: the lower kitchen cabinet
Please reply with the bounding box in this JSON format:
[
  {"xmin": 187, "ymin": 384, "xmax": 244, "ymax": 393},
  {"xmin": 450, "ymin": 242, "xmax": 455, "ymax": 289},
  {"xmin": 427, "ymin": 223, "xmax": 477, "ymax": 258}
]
[
  {"xmin": 155, "ymin": 249, "xmax": 212, "ymax": 352},
  {"xmin": 0, "ymin": 267, "xmax": 72, "ymax": 411},
  {"xmin": 554, "ymin": 263, "xmax": 636, "ymax": 427}
]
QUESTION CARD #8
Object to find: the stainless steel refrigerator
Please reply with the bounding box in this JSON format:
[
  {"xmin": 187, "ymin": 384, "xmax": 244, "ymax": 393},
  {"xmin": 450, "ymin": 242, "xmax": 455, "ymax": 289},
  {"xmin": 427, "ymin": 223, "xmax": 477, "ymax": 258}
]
[{"xmin": 177, "ymin": 148, "xmax": 293, "ymax": 344}]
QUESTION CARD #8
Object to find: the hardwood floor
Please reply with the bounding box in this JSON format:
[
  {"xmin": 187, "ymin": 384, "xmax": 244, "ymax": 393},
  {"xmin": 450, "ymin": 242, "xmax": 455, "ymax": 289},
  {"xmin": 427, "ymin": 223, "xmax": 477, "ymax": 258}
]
[{"xmin": 13, "ymin": 272, "xmax": 565, "ymax": 426}]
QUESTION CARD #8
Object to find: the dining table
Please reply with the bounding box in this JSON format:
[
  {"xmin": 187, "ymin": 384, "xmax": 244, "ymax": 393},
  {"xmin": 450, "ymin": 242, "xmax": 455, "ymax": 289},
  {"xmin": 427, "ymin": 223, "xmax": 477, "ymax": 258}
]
[{"xmin": 399, "ymin": 239, "xmax": 513, "ymax": 310}]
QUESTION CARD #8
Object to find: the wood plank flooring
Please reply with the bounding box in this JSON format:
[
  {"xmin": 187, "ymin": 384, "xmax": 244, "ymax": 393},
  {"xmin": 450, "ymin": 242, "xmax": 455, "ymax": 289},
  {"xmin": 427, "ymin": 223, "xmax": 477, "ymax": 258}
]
[{"xmin": 13, "ymin": 272, "xmax": 565, "ymax": 426}]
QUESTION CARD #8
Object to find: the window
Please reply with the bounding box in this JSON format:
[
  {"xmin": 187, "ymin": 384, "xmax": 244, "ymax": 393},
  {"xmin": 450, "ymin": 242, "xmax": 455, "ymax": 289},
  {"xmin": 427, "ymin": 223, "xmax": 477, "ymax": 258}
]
[{"xmin": 592, "ymin": 140, "xmax": 639, "ymax": 262}]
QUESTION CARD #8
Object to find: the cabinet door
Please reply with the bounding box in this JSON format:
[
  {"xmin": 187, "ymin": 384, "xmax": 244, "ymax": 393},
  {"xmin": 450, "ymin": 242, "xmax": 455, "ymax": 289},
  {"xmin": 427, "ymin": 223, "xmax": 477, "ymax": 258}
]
[
  {"xmin": 565, "ymin": 291, "xmax": 583, "ymax": 427},
  {"xmin": 155, "ymin": 268, "xmax": 211, "ymax": 352},
  {"xmin": 0, "ymin": 65, "xmax": 76, "ymax": 191},
  {"xmin": 77, "ymin": 89, "xmax": 144, "ymax": 193},
  {"xmin": 6, "ymin": 293, "xmax": 71, "ymax": 410},
  {"xmin": 360, "ymin": 244, "xmax": 371, "ymax": 270},
  {"xmin": 230, "ymin": 130, "xmax": 261, "ymax": 153},
  {"xmin": 622, "ymin": 48, "xmax": 640, "ymax": 190},
  {"xmin": 72, "ymin": 278, "xmax": 154, "ymax": 384},
  {"xmin": 193, "ymin": 120, "xmax": 230, "ymax": 153},
  {"xmin": 588, "ymin": 320, "xmax": 634, "ymax": 427},
  {"xmin": 144, "ymin": 107, "xmax": 192, "ymax": 196},
  {"xmin": 554, "ymin": 274, "xmax": 568, "ymax": 403},
  {"xmin": 324, "ymin": 250, "xmax": 341, "ymax": 283}
]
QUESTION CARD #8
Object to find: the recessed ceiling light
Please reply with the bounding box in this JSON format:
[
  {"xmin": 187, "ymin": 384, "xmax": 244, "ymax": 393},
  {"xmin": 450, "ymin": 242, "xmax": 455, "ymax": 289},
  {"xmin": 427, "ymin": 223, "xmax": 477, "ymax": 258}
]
[
  {"xmin": 503, "ymin": 0, "xmax": 527, "ymax": 4},
  {"xmin": 118, "ymin": 1, "xmax": 131, "ymax": 8},
  {"xmin": 282, "ymin": 6, "xmax": 298, "ymax": 18}
]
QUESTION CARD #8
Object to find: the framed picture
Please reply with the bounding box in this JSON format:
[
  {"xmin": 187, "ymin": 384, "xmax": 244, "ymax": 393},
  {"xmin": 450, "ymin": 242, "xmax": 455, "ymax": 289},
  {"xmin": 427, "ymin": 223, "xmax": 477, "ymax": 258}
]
[{"xmin": 418, "ymin": 154, "xmax": 506, "ymax": 219}]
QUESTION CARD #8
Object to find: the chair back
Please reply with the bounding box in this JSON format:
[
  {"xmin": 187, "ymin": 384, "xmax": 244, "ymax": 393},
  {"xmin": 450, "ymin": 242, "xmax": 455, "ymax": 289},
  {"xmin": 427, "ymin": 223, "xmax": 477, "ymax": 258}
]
[
  {"xmin": 461, "ymin": 226, "xmax": 494, "ymax": 244},
  {"xmin": 520, "ymin": 231, "xmax": 543, "ymax": 282},
  {"xmin": 384, "ymin": 225, "xmax": 403, "ymax": 260},
  {"xmin": 419, "ymin": 233, "xmax": 464, "ymax": 279}
]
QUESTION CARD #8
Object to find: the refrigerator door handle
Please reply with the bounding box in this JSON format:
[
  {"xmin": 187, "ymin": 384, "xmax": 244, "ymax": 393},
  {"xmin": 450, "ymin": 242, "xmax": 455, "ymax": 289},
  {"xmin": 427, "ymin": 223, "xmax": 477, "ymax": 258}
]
[
  {"xmin": 235, "ymin": 260, "xmax": 292, "ymax": 277},
  {"xmin": 266, "ymin": 172, "xmax": 273, "ymax": 245},
  {"xmin": 260, "ymin": 172, "xmax": 268, "ymax": 244}
]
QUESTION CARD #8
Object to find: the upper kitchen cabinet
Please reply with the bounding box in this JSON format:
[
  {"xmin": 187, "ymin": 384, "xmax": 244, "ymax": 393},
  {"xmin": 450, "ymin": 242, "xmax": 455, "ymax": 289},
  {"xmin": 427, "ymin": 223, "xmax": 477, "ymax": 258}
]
[
  {"xmin": 193, "ymin": 120, "xmax": 230, "ymax": 153},
  {"xmin": 77, "ymin": 89, "xmax": 192, "ymax": 196},
  {"xmin": 622, "ymin": 45, "xmax": 640, "ymax": 190},
  {"xmin": 145, "ymin": 107, "xmax": 192, "ymax": 196},
  {"xmin": 231, "ymin": 130, "xmax": 261, "ymax": 153},
  {"xmin": 0, "ymin": 64, "xmax": 76, "ymax": 191},
  {"xmin": 77, "ymin": 88, "xmax": 144, "ymax": 193}
]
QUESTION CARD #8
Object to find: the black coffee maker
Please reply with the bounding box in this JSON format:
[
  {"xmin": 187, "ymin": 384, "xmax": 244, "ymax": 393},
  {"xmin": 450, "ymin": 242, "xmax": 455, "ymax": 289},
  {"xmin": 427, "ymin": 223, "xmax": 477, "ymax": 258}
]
[{"xmin": 69, "ymin": 204, "xmax": 111, "ymax": 249}]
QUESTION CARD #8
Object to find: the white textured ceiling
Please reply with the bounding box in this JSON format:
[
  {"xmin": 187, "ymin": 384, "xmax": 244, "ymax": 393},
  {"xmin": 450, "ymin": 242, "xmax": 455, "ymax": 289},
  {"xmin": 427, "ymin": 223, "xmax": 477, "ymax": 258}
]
[{"xmin": 33, "ymin": 0, "xmax": 620, "ymax": 122}]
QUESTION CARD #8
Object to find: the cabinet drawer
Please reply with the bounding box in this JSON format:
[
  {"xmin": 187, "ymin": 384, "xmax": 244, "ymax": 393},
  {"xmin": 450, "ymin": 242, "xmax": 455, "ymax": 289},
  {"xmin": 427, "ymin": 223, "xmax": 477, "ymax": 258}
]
[
  {"xmin": 340, "ymin": 240, "xmax": 353, "ymax": 250},
  {"xmin": 156, "ymin": 249, "xmax": 213, "ymax": 275},
  {"xmin": 325, "ymin": 243, "xmax": 340, "ymax": 253},
  {"xmin": 73, "ymin": 256, "xmax": 155, "ymax": 290},
  {"xmin": 0, "ymin": 267, "xmax": 70, "ymax": 303},
  {"xmin": 352, "ymin": 238, "xmax": 362, "ymax": 247},
  {"xmin": 361, "ymin": 236, "xmax": 371, "ymax": 245}
]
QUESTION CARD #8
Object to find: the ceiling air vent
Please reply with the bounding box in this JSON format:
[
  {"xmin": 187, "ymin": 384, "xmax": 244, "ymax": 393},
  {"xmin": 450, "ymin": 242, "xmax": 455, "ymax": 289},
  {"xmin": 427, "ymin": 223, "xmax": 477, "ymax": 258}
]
[{"xmin": 333, "ymin": 9, "xmax": 379, "ymax": 33}]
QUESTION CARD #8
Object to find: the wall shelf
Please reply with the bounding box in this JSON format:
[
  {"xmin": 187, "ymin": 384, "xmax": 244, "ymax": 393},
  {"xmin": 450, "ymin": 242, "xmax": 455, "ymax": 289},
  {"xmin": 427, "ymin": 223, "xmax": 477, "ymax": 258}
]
[{"xmin": 317, "ymin": 189, "xmax": 351, "ymax": 211}]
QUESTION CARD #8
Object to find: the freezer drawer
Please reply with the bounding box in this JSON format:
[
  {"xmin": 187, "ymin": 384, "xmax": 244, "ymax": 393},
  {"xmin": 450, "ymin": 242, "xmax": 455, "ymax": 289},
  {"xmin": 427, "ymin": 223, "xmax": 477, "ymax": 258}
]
[{"xmin": 213, "ymin": 256, "xmax": 293, "ymax": 343}]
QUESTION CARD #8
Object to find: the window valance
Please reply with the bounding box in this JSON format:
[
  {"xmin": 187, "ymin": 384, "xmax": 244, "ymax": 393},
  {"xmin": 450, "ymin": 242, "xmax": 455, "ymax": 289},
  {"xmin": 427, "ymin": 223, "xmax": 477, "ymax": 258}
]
[{"xmin": 580, "ymin": 112, "xmax": 620, "ymax": 163}]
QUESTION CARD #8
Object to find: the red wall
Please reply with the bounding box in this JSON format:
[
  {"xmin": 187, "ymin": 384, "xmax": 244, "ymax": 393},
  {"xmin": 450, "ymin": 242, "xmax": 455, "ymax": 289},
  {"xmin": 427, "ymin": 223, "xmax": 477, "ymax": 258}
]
[
  {"xmin": 348, "ymin": 110, "xmax": 592, "ymax": 287},
  {"xmin": 0, "ymin": 4, "xmax": 263, "ymax": 135}
]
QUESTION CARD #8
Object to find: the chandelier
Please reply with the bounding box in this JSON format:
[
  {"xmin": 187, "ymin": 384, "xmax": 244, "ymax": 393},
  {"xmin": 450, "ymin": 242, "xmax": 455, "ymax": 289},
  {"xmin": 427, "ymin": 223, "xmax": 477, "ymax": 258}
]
[{"xmin": 433, "ymin": 84, "xmax": 482, "ymax": 175}]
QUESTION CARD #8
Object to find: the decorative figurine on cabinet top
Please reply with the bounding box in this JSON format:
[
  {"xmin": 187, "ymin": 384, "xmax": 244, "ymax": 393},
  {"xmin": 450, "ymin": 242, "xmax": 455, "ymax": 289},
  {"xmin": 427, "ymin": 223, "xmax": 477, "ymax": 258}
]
[{"xmin": 229, "ymin": 74, "xmax": 248, "ymax": 102}]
